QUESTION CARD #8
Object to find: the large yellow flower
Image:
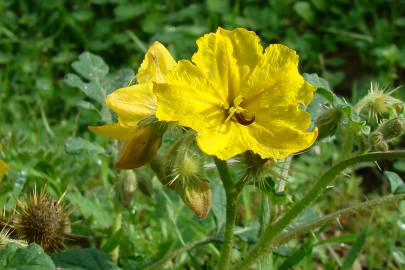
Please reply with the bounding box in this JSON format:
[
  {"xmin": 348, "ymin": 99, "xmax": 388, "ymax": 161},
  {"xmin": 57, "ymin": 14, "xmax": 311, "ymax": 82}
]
[
  {"xmin": 90, "ymin": 42, "xmax": 176, "ymax": 168},
  {"xmin": 154, "ymin": 28, "xmax": 318, "ymax": 160}
]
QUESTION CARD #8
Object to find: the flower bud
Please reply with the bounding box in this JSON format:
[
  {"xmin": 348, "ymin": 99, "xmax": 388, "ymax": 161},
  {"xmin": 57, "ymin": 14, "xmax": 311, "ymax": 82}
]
[
  {"xmin": 377, "ymin": 117, "xmax": 404, "ymax": 141},
  {"xmin": 354, "ymin": 83, "xmax": 403, "ymax": 121},
  {"xmin": 116, "ymin": 123, "xmax": 165, "ymax": 169},
  {"xmin": 178, "ymin": 177, "xmax": 212, "ymax": 219},
  {"xmin": 240, "ymin": 151, "xmax": 276, "ymax": 184},
  {"xmin": 369, "ymin": 132, "xmax": 389, "ymax": 151},
  {"xmin": 316, "ymin": 107, "xmax": 342, "ymax": 139},
  {"xmin": 117, "ymin": 170, "xmax": 137, "ymax": 208}
]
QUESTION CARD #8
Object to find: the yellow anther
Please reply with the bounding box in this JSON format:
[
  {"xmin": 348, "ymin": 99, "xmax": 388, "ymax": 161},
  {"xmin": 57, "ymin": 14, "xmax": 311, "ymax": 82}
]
[{"xmin": 233, "ymin": 95, "xmax": 245, "ymax": 107}]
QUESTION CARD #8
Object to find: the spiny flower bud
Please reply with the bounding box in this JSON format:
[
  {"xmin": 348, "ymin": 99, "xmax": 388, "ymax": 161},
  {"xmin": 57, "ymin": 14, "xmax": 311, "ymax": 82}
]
[
  {"xmin": 240, "ymin": 151, "xmax": 277, "ymax": 185},
  {"xmin": 377, "ymin": 117, "xmax": 404, "ymax": 141},
  {"xmin": 354, "ymin": 83, "xmax": 403, "ymax": 121},
  {"xmin": 369, "ymin": 132, "xmax": 389, "ymax": 151},
  {"xmin": 117, "ymin": 170, "xmax": 137, "ymax": 208},
  {"xmin": 162, "ymin": 131, "xmax": 212, "ymax": 218},
  {"xmin": 316, "ymin": 107, "xmax": 342, "ymax": 139},
  {"xmin": 13, "ymin": 188, "xmax": 72, "ymax": 251},
  {"xmin": 178, "ymin": 177, "xmax": 212, "ymax": 219}
]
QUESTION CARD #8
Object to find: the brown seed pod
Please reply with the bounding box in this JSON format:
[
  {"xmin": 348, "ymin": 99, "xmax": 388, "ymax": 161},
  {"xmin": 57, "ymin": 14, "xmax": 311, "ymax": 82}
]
[{"xmin": 13, "ymin": 188, "xmax": 72, "ymax": 251}]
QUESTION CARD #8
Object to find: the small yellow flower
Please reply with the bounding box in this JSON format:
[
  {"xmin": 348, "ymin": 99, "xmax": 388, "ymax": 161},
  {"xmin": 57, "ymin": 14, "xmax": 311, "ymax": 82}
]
[
  {"xmin": 0, "ymin": 144, "xmax": 9, "ymax": 177},
  {"xmin": 154, "ymin": 28, "xmax": 318, "ymax": 160},
  {"xmin": 90, "ymin": 42, "xmax": 176, "ymax": 168},
  {"xmin": 0, "ymin": 159, "xmax": 9, "ymax": 177}
]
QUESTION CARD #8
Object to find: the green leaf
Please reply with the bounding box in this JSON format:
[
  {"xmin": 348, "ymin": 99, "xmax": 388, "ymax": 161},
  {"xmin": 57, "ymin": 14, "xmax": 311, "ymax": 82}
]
[
  {"xmin": 52, "ymin": 248, "xmax": 121, "ymax": 270},
  {"xmin": 67, "ymin": 193, "xmax": 113, "ymax": 229},
  {"xmin": 64, "ymin": 137, "xmax": 106, "ymax": 155},
  {"xmin": 303, "ymin": 73, "xmax": 331, "ymax": 91},
  {"xmin": 384, "ymin": 171, "xmax": 405, "ymax": 194},
  {"xmin": 341, "ymin": 227, "xmax": 368, "ymax": 270},
  {"xmin": 72, "ymin": 52, "xmax": 109, "ymax": 82},
  {"xmin": 64, "ymin": 74, "xmax": 105, "ymax": 105},
  {"xmin": 0, "ymin": 244, "xmax": 55, "ymax": 270}
]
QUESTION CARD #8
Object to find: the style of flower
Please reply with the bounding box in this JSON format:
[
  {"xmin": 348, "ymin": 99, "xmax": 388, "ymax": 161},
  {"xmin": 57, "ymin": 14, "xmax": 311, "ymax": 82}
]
[
  {"xmin": 90, "ymin": 42, "xmax": 176, "ymax": 168},
  {"xmin": 154, "ymin": 27, "xmax": 318, "ymax": 160}
]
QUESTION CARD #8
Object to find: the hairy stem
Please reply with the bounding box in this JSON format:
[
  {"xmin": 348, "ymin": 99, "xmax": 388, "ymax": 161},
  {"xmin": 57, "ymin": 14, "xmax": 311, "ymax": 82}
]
[
  {"xmin": 215, "ymin": 158, "xmax": 245, "ymax": 270},
  {"xmin": 234, "ymin": 151, "xmax": 405, "ymax": 270},
  {"xmin": 271, "ymin": 193, "xmax": 405, "ymax": 249}
]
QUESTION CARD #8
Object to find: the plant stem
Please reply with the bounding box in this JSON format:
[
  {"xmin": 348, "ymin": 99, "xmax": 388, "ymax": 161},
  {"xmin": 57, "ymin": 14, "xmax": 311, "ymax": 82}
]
[
  {"xmin": 234, "ymin": 150, "xmax": 405, "ymax": 270},
  {"xmin": 271, "ymin": 193, "xmax": 405, "ymax": 249},
  {"xmin": 214, "ymin": 158, "xmax": 244, "ymax": 270}
]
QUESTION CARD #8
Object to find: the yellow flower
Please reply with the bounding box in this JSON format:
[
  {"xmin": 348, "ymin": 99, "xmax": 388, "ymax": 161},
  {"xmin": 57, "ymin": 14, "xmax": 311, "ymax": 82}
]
[
  {"xmin": 0, "ymin": 159, "xmax": 9, "ymax": 177},
  {"xmin": 0, "ymin": 144, "xmax": 9, "ymax": 177},
  {"xmin": 154, "ymin": 28, "xmax": 318, "ymax": 160},
  {"xmin": 90, "ymin": 42, "xmax": 176, "ymax": 168}
]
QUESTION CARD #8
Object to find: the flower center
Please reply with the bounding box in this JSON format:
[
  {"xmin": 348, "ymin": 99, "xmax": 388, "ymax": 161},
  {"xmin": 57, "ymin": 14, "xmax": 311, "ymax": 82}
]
[{"xmin": 222, "ymin": 95, "xmax": 255, "ymax": 126}]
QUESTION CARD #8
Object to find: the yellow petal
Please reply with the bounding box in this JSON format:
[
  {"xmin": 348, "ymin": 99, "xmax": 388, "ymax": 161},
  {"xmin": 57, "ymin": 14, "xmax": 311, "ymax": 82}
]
[
  {"xmin": 297, "ymin": 80, "xmax": 316, "ymax": 105},
  {"xmin": 246, "ymin": 123, "xmax": 318, "ymax": 159},
  {"xmin": 191, "ymin": 27, "xmax": 262, "ymax": 99},
  {"xmin": 88, "ymin": 124, "xmax": 134, "ymax": 141},
  {"xmin": 196, "ymin": 122, "xmax": 252, "ymax": 160},
  {"xmin": 0, "ymin": 159, "xmax": 9, "ymax": 177},
  {"xmin": 115, "ymin": 125, "xmax": 163, "ymax": 169},
  {"xmin": 154, "ymin": 60, "xmax": 225, "ymax": 129},
  {"xmin": 244, "ymin": 44, "xmax": 309, "ymax": 109},
  {"xmin": 106, "ymin": 83, "xmax": 156, "ymax": 124},
  {"xmin": 136, "ymin": 41, "xmax": 176, "ymax": 84}
]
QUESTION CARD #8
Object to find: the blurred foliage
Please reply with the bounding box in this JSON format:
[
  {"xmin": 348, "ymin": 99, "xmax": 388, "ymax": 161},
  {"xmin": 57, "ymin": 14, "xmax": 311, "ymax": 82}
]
[{"xmin": 0, "ymin": 0, "xmax": 405, "ymax": 269}]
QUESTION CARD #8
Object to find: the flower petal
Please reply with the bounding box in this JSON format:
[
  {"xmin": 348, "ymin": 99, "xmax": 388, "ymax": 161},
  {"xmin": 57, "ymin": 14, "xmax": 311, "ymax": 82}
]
[
  {"xmin": 88, "ymin": 124, "xmax": 134, "ymax": 141},
  {"xmin": 0, "ymin": 159, "xmax": 9, "ymax": 177},
  {"xmin": 106, "ymin": 83, "xmax": 156, "ymax": 124},
  {"xmin": 196, "ymin": 122, "xmax": 251, "ymax": 160},
  {"xmin": 154, "ymin": 60, "xmax": 225, "ymax": 129},
  {"xmin": 136, "ymin": 41, "xmax": 176, "ymax": 84},
  {"xmin": 244, "ymin": 44, "xmax": 310, "ymax": 109},
  {"xmin": 115, "ymin": 125, "xmax": 163, "ymax": 169},
  {"xmin": 196, "ymin": 106, "xmax": 317, "ymax": 160},
  {"xmin": 246, "ymin": 123, "xmax": 318, "ymax": 159},
  {"xmin": 192, "ymin": 27, "xmax": 262, "ymax": 100}
]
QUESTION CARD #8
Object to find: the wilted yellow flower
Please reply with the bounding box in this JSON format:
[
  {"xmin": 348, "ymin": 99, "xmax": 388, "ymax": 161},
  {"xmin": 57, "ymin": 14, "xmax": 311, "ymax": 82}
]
[
  {"xmin": 90, "ymin": 42, "xmax": 176, "ymax": 168},
  {"xmin": 154, "ymin": 28, "xmax": 318, "ymax": 160}
]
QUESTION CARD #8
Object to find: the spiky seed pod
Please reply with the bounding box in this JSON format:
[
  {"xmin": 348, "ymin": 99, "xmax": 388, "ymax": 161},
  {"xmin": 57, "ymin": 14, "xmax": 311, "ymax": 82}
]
[
  {"xmin": 0, "ymin": 228, "xmax": 27, "ymax": 247},
  {"xmin": 0, "ymin": 208, "xmax": 15, "ymax": 236},
  {"xmin": 14, "ymin": 189, "xmax": 72, "ymax": 251}
]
